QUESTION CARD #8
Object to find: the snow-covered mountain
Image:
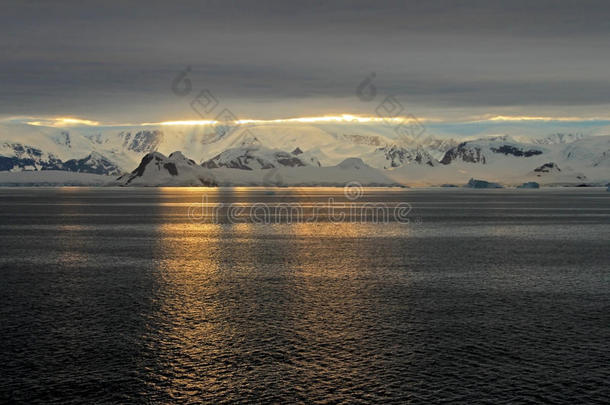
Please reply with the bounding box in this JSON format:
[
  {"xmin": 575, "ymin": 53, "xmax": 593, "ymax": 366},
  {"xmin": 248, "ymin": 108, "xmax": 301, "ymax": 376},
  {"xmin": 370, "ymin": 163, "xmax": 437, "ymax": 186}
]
[
  {"xmin": 0, "ymin": 142, "xmax": 121, "ymax": 175},
  {"xmin": 421, "ymin": 134, "xmax": 608, "ymax": 186},
  {"xmin": 439, "ymin": 135, "xmax": 545, "ymax": 164},
  {"xmin": 62, "ymin": 152, "xmax": 122, "ymax": 175},
  {"xmin": 369, "ymin": 145, "xmax": 437, "ymax": 168},
  {"xmin": 201, "ymin": 145, "xmax": 319, "ymax": 170},
  {"xmin": 0, "ymin": 122, "xmax": 157, "ymax": 174},
  {"xmin": 560, "ymin": 136, "xmax": 610, "ymax": 167},
  {"xmin": 0, "ymin": 120, "xmax": 443, "ymax": 175},
  {"xmin": 419, "ymin": 137, "xmax": 459, "ymax": 160},
  {"xmin": 0, "ymin": 142, "xmax": 63, "ymax": 171},
  {"xmin": 116, "ymin": 151, "xmax": 218, "ymax": 186},
  {"xmin": 531, "ymin": 133, "xmax": 586, "ymax": 145},
  {"xmin": 114, "ymin": 151, "xmax": 399, "ymax": 187},
  {"xmin": 0, "ymin": 119, "xmax": 609, "ymax": 186}
]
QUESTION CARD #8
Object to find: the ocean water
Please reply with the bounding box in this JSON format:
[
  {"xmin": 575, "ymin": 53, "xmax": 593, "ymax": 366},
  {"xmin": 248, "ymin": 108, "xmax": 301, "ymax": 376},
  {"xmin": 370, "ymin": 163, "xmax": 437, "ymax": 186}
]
[{"xmin": 0, "ymin": 187, "xmax": 609, "ymax": 403}]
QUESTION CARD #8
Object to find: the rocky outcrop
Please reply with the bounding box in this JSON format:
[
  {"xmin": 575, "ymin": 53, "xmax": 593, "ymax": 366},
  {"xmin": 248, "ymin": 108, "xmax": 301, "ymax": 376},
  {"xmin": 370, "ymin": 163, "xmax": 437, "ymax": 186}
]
[
  {"xmin": 441, "ymin": 142, "xmax": 486, "ymax": 164},
  {"xmin": 377, "ymin": 145, "xmax": 436, "ymax": 167},
  {"xmin": 490, "ymin": 145, "xmax": 542, "ymax": 157},
  {"xmin": 534, "ymin": 162, "xmax": 561, "ymax": 173}
]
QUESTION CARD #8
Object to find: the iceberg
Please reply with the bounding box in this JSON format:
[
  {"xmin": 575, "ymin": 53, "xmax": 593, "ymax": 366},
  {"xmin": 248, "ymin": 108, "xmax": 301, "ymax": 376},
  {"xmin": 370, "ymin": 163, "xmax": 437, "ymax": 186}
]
[
  {"xmin": 517, "ymin": 182, "xmax": 540, "ymax": 189},
  {"xmin": 465, "ymin": 178, "xmax": 503, "ymax": 189}
]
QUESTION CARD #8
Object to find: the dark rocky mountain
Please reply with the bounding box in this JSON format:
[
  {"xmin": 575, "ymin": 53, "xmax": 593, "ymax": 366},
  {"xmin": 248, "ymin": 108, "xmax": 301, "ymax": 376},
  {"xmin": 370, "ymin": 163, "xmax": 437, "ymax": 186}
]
[{"xmin": 440, "ymin": 142, "xmax": 487, "ymax": 164}]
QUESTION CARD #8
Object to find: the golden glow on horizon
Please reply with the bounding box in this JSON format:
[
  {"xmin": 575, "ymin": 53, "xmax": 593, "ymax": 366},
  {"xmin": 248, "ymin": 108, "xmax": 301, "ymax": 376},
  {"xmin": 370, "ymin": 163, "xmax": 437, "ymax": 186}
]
[
  {"xmin": 146, "ymin": 120, "xmax": 218, "ymax": 126},
  {"xmin": 236, "ymin": 114, "xmax": 405, "ymax": 124},
  {"xmin": 147, "ymin": 114, "xmax": 418, "ymax": 126},
  {"xmin": 485, "ymin": 115, "xmax": 597, "ymax": 122},
  {"xmin": 12, "ymin": 114, "xmax": 609, "ymax": 128},
  {"xmin": 27, "ymin": 117, "xmax": 100, "ymax": 127}
]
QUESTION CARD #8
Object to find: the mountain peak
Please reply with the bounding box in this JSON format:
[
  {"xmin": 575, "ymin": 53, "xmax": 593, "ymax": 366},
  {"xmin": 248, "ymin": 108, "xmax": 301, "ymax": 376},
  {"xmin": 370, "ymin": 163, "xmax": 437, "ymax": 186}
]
[
  {"xmin": 533, "ymin": 133, "xmax": 587, "ymax": 145},
  {"xmin": 201, "ymin": 146, "xmax": 310, "ymax": 170},
  {"xmin": 337, "ymin": 157, "xmax": 369, "ymax": 170},
  {"xmin": 116, "ymin": 151, "xmax": 217, "ymax": 186}
]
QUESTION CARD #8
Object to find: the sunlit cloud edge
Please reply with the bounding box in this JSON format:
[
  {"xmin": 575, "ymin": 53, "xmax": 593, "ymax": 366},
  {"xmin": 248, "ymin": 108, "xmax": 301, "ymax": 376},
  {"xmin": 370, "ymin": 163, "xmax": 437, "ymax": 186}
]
[{"xmin": 4, "ymin": 114, "xmax": 610, "ymax": 128}]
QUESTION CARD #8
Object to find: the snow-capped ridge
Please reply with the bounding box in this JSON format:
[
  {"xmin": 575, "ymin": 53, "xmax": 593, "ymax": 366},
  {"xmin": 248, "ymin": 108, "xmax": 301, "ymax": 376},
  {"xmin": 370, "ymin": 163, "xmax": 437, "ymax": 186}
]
[
  {"xmin": 0, "ymin": 141, "xmax": 121, "ymax": 175},
  {"xmin": 201, "ymin": 145, "xmax": 315, "ymax": 170},
  {"xmin": 1, "ymin": 119, "xmax": 609, "ymax": 186},
  {"xmin": 337, "ymin": 157, "xmax": 369, "ymax": 170},
  {"xmin": 374, "ymin": 144, "xmax": 436, "ymax": 168},
  {"xmin": 532, "ymin": 133, "xmax": 587, "ymax": 145},
  {"xmin": 115, "ymin": 151, "xmax": 217, "ymax": 186},
  {"xmin": 114, "ymin": 151, "xmax": 399, "ymax": 187},
  {"xmin": 440, "ymin": 136, "xmax": 545, "ymax": 164}
]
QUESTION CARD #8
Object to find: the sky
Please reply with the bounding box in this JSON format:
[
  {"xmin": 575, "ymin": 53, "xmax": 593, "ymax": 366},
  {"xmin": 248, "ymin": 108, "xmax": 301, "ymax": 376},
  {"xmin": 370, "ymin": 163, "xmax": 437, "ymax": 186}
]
[{"xmin": 2, "ymin": 0, "xmax": 610, "ymax": 129}]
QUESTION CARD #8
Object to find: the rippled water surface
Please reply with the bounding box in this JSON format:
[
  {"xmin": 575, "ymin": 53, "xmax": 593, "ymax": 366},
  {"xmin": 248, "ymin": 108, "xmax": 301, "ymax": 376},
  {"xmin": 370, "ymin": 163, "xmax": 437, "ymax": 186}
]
[{"xmin": 1, "ymin": 187, "xmax": 609, "ymax": 403}]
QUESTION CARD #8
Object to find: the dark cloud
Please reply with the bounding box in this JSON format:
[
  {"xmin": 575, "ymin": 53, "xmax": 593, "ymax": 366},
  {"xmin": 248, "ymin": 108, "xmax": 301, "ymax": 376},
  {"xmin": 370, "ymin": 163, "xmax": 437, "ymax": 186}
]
[{"xmin": 2, "ymin": 0, "xmax": 610, "ymax": 121}]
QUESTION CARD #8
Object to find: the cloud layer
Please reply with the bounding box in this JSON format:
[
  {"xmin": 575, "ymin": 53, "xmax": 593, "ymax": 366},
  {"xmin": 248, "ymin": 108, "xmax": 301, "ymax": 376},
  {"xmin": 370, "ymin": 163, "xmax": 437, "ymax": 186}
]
[{"xmin": 2, "ymin": 0, "xmax": 610, "ymax": 122}]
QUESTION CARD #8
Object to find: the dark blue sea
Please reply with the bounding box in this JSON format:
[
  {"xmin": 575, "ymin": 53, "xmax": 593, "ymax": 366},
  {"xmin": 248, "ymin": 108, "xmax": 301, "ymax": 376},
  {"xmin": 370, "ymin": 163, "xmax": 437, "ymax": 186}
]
[{"xmin": 1, "ymin": 187, "xmax": 608, "ymax": 403}]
